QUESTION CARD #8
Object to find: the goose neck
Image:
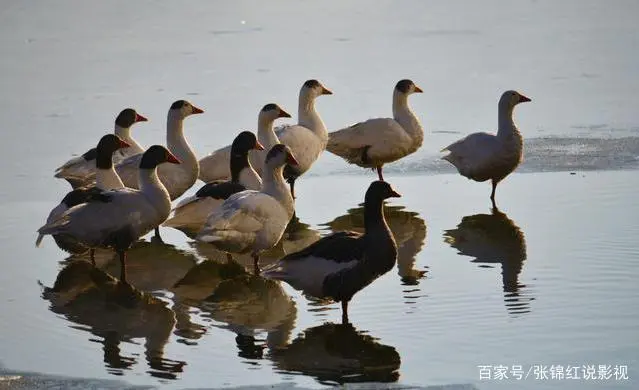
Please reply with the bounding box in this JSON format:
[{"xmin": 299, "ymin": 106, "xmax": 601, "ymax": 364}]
[
  {"xmin": 497, "ymin": 104, "xmax": 517, "ymax": 138},
  {"xmin": 298, "ymin": 95, "xmax": 327, "ymax": 140},
  {"xmin": 138, "ymin": 167, "xmax": 171, "ymax": 210},
  {"xmin": 261, "ymin": 165, "xmax": 294, "ymax": 216},
  {"xmin": 167, "ymin": 113, "xmax": 197, "ymax": 166},
  {"xmin": 392, "ymin": 91, "xmax": 423, "ymax": 145},
  {"xmin": 230, "ymin": 152, "xmax": 250, "ymax": 183},
  {"xmin": 95, "ymin": 166, "xmax": 124, "ymax": 190},
  {"xmin": 257, "ymin": 116, "xmax": 280, "ymax": 148}
]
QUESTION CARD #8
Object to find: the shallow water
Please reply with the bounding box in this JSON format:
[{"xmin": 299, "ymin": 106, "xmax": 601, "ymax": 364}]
[{"xmin": 1, "ymin": 0, "xmax": 638, "ymax": 389}]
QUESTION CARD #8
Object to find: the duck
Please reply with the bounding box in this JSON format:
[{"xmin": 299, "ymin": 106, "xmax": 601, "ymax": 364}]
[
  {"xmin": 115, "ymin": 100, "xmax": 204, "ymax": 238},
  {"xmin": 441, "ymin": 90, "xmax": 531, "ymax": 207},
  {"xmin": 54, "ymin": 108, "xmax": 148, "ymax": 189},
  {"xmin": 199, "ymin": 80, "xmax": 332, "ymax": 199},
  {"xmin": 163, "ymin": 131, "xmax": 265, "ymax": 237},
  {"xmin": 262, "ymin": 180, "xmax": 400, "ymax": 324},
  {"xmin": 37, "ymin": 145, "xmax": 180, "ymax": 284},
  {"xmin": 36, "ymin": 134, "xmax": 131, "ymax": 261},
  {"xmin": 196, "ymin": 144, "xmax": 298, "ymax": 273},
  {"xmin": 197, "ymin": 103, "xmax": 292, "ymax": 182},
  {"xmin": 326, "ymin": 79, "xmax": 424, "ymax": 181}
]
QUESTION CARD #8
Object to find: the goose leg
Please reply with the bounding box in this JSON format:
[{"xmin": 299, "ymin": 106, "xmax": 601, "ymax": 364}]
[
  {"xmin": 90, "ymin": 249, "xmax": 95, "ymax": 266},
  {"xmin": 341, "ymin": 301, "xmax": 350, "ymax": 324},
  {"xmin": 152, "ymin": 227, "xmax": 164, "ymax": 243},
  {"xmin": 376, "ymin": 166, "xmax": 384, "ymax": 181},
  {"xmin": 118, "ymin": 250, "xmax": 127, "ymax": 283},
  {"xmin": 490, "ymin": 180, "xmax": 498, "ymax": 208}
]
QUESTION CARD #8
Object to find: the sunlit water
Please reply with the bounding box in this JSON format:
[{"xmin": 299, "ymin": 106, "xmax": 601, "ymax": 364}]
[{"xmin": 0, "ymin": 1, "xmax": 638, "ymax": 389}]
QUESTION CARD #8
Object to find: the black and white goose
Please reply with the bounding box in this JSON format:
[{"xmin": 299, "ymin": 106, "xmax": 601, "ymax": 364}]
[
  {"xmin": 37, "ymin": 145, "xmax": 180, "ymax": 284},
  {"xmin": 163, "ymin": 131, "xmax": 264, "ymax": 236},
  {"xmin": 54, "ymin": 108, "xmax": 148, "ymax": 188},
  {"xmin": 262, "ymin": 180, "xmax": 400, "ymax": 324},
  {"xmin": 37, "ymin": 134, "xmax": 131, "ymax": 260}
]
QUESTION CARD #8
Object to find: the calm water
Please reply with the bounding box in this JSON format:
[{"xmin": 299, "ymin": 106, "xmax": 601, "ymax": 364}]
[{"xmin": 1, "ymin": 1, "xmax": 638, "ymax": 389}]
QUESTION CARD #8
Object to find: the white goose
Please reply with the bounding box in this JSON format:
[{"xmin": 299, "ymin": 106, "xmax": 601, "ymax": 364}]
[
  {"xmin": 197, "ymin": 104, "xmax": 292, "ymax": 182},
  {"xmin": 37, "ymin": 134, "xmax": 131, "ymax": 260},
  {"xmin": 115, "ymin": 100, "xmax": 203, "ymax": 238},
  {"xmin": 163, "ymin": 131, "xmax": 265, "ymax": 236},
  {"xmin": 262, "ymin": 180, "xmax": 400, "ymax": 324},
  {"xmin": 196, "ymin": 144, "xmax": 298, "ymax": 273},
  {"xmin": 326, "ymin": 79, "xmax": 424, "ymax": 181},
  {"xmin": 37, "ymin": 145, "xmax": 180, "ymax": 284},
  {"xmin": 199, "ymin": 80, "xmax": 332, "ymax": 198},
  {"xmin": 54, "ymin": 108, "xmax": 147, "ymax": 188},
  {"xmin": 441, "ymin": 90, "xmax": 531, "ymax": 206}
]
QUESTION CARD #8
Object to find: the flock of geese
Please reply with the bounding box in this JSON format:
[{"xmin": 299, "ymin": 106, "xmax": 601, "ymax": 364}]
[{"xmin": 36, "ymin": 79, "xmax": 530, "ymax": 324}]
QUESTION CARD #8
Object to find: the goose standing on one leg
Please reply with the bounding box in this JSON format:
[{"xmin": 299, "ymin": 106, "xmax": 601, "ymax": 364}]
[
  {"xmin": 197, "ymin": 103, "xmax": 292, "ymax": 182},
  {"xmin": 326, "ymin": 79, "xmax": 424, "ymax": 181},
  {"xmin": 196, "ymin": 144, "xmax": 298, "ymax": 274},
  {"xmin": 163, "ymin": 131, "xmax": 265, "ymax": 237},
  {"xmin": 262, "ymin": 180, "xmax": 400, "ymax": 324},
  {"xmin": 441, "ymin": 90, "xmax": 531, "ymax": 208},
  {"xmin": 54, "ymin": 108, "xmax": 148, "ymax": 189},
  {"xmin": 37, "ymin": 145, "xmax": 180, "ymax": 284},
  {"xmin": 115, "ymin": 100, "xmax": 204, "ymax": 240},
  {"xmin": 37, "ymin": 134, "xmax": 131, "ymax": 263}
]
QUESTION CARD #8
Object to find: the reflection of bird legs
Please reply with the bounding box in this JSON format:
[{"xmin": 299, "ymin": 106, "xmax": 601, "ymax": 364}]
[
  {"xmin": 253, "ymin": 254, "xmax": 260, "ymax": 275},
  {"xmin": 377, "ymin": 166, "xmax": 384, "ymax": 181},
  {"xmin": 117, "ymin": 251, "xmax": 127, "ymax": 283},
  {"xmin": 341, "ymin": 301, "xmax": 349, "ymax": 325},
  {"xmin": 90, "ymin": 249, "xmax": 95, "ymax": 266}
]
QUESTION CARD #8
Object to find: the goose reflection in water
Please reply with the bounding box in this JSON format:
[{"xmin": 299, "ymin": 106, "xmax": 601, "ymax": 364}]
[
  {"xmin": 322, "ymin": 203, "xmax": 428, "ymax": 285},
  {"xmin": 170, "ymin": 260, "xmax": 297, "ymax": 360},
  {"xmin": 269, "ymin": 322, "xmax": 400, "ymax": 385},
  {"xmin": 189, "ymin": 217, "xmax": 321, "ymax": 272},
  {"xmin": 443, "ymin": 207, "xmax": 534, "ymax": 315},
  {"xmin": 40, "ymin": 261, "xmax": 185, "ymax": 379}
]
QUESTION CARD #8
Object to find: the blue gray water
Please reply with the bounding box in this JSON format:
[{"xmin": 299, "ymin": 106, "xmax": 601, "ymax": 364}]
[{"xmin": 0, "ymin": 1, "xmax": 637, "ymax": 389}]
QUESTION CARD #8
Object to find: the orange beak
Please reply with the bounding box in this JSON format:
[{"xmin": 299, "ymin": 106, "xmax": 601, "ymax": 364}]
[
  {"xmin": 254, "ymin": 141, "xmax": 265, "ymax": 151},
  {"xmin": 279, "ymin": 109, "xmax": 292, "ymax": 118},
  {"xmin": 321, "ymin": 86, "xmax": 333, "ymax": 95},
  {"xmin": 167, "ymin": 152, "xmax": 181, "ymax": 164},
  {"xmin": 413, "ymin": 85, "xmax": 423, "ymax": 93},
  {"xmin": 191, "ymin": 105, "xmax": 204, "ymax": 114},
  {"xmin": 519, "ymin": 94, "xmax": 531, "ymax": 103},
  {"xmin": 135, "ymin": 113, "xmax": 148, "ymax": 122},
  {"xmin": 286, "ymin": 153, "xmax": 299, "ymax": 166}
]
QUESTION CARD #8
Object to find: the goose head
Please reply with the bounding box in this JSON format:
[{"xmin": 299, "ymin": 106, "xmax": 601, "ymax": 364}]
[
  {"xmin": 265, "ymin": 144, "xmax": 299, "ymax": 169},
  {"xmin": 95, "ymin": 134, "xmax": 130, "ymax": 169},
  {"xmin": 395, "ymin": 79, "xmax": 423, "ymax": 95},
  {"xmin": 259, "ymin": 103, "xmax": 291, "ymax": 123},
  {"xmin": 365, "ymin": 180, "xmax": 402, "ymax": 203},
  {"xmin": 139, "ymin": 145, "xmax": 181, "ymax": 169},
  {"xmin": 500, "ymin": 90, "xmax": 531, "ymax": 109},
  {"xmin": 300, "ymin": 79, "xmax": 333, "ymax": 100},
  {"xmin": 169, "ymin": 100, "xmax": 205, "ymax": 120},
  {"xmin": 115, "ymin": 108, "xmax": 148, "ymax": 128},
  {"xmin": 231, "ymin": 131, "xmax": 264, "ymax": 156}
]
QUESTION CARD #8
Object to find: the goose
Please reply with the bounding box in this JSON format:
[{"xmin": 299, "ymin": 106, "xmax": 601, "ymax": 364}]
[
  {"xmin": 199, "ymin": 80, "xmax": 332, "ymax": 199},
  {"xmin": 115, "ymin": 100, "xmax": 204, "ymax": 238},
  {"xmin": 37, "ymin": 145, "xmax": 180, "ymax": 284},
  {"xmin": 197, "ymin": 103, "xmax": 292, "ymax": 182},
  {"xmin": 36, "ymin": 134, "xmax": 131, "ymax": 261},
  {"xmin": 196, "ymin": 144, "xmax": 298, "ymax": 273},
  {"xmin": 441, "ymin": 90, "xmax": 531, "ymax": 207},
  {"xmin": 262, "ymin": 180, "xmax": 400, "ymax": 324},
  {"xmin": 326, "ymin": 79, "xmax": 423, "ymax": 181},
  {"xmin": 163, "ymin": 131, "xmax": 265, "ymax": 237},
  {"xmin": 54, "ymin": 108, "xmax": 147, "ymax": 188}
]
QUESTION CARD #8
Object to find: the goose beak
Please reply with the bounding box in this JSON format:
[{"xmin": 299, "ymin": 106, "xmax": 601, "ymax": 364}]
[
  {"xmin": 519, "ymin": 94, "xmax": 531, "ymax": 103},
  {"xmin": 191, "ymin": 105, "xmax": 204, "ymax": 114},
  {"xmin": 167, "ymin": 152, "xmax": 181, "ymax": 164},
  {"xmin": 321, "ymin": 86, "xmax": 333, "ymax": 95},
  {"xmin": 286, "ymin": 153, "xmax": 299, "ymax": 166},
  {"xmin": 279, "ymin": 109, "xmax": 292, "ymax": 118},
  {"xmin": 118, "ymin": 139, "xmax": 131, "ymax": 149},
  {"xmin": 413, "ymin": 86, "xmax": 423, "ymax": 93},
  {"xmin": 390, "ymin": 189, "xmax": 402, "ymax": 198},
  {"xmin": 135, "ymin": 113, "xmax": 148, "ymax": 122},
  {"xmin": 254, "ymin": 141, "xmax": 265, "ymax": 151}
]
